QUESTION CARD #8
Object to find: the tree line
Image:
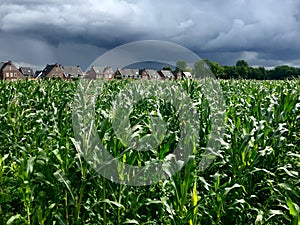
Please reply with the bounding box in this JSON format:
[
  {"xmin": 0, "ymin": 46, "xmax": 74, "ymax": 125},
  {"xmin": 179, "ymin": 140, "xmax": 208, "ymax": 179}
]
[{"xmin": 173, "ymin": 59, "xmax": 300, "ymax": 80}]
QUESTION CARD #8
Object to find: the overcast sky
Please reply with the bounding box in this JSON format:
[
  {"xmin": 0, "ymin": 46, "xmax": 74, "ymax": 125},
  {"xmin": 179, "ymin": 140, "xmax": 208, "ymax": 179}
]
[{"xmin": 1, "ymin": 0, "xmax": 300, "ymax": 70}]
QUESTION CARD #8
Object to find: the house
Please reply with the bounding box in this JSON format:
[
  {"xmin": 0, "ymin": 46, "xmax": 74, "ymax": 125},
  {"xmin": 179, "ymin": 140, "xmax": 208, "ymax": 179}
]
[
  {"xmin": 114, "ymin": 68, "xmax": 141, "ymax": 79},
  {"xmin": 19, "ymin": 67, "xmax": 35, "ymax": 77},
  {"xmin": 158, "ymin": 70, "xmax": 175, "ymax": 80},
  {"xmin": 86, "ymin": 66, "xmax": 114, "ymax": 80},
  {"xmin": 175, "ymin": 70, "xmax": 183, "ymax": 80},
  {"xmin": 0, "ymin": 61, "xmax": 24, "ymax": 80},
  {"xmin": 183, "ymin": 71, "xmax": 193, "ymax": 79},
  {"xmin": 175, "ymin": 71, "xmax": 193, "ymax": 80},
  {"xmin": 40, "ymin": 64, "xmax": 66, "ymax": 79},
  {"xmin": 63, "ymin": 65, "xmax": 84, "ymax": 79},
  {"xmin": 140, "ymin": 69, "xmax": 162, "ymax": 80}
]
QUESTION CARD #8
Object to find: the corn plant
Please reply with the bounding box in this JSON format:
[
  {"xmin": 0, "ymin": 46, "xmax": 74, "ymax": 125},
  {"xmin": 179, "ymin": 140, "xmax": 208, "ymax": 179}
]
[{"xmin": 0, "ymin": 78, "xmax": 299, "ymax": 224}]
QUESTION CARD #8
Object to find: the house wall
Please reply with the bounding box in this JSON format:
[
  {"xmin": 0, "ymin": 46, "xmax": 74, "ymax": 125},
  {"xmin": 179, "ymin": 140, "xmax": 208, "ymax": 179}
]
[
  {"xmin": 103, "ymin": 68, "xmax": 114, "ymax": 79},
  {"xmin": 141, "ymin": 70, "xmax": 149, "ymax": 80},
  {"xmin": 86, "ymin": 70, "xmax": 97, "ymax": 80},
  {"xmin": 96, "ymin": 72, "xmax": 103, "ymax": 79},
  {"xmin": 86, "ymin": 67, "xmax": 114, "ymax": 79},
  {"xmin": 176, "ymin": 71, "xmax": 183, "ymax": 80},
  {"xmin": 46, "ymin": 65, "xmax": 65, "ymax": 79}
]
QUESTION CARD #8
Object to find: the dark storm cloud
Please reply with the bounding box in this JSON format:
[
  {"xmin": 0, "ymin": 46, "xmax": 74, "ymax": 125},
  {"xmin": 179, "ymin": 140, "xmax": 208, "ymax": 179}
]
[{"xmin": 0, "ymin": 0, "xmax": 300, "ymax": 68}]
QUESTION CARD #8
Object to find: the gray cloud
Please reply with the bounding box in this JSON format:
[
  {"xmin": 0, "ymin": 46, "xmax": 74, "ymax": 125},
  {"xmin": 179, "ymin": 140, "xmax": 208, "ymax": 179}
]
[{"xmin": 0, "ymin": 0, "xmax": 300, "ymax": 69}]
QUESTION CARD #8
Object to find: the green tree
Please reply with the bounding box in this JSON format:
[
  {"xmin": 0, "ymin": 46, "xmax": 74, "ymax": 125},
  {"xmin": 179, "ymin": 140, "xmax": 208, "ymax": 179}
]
[
  {"xmin": 236, "ymin": 66, "xmax": 249, "ymax": 79},
  {"xmin": 236, "ymin": 60, "xmax": 249, "ymax": 67},
  {"xmin": 224, "ymin": 66, "xmax": 239, "ymax": 79},
  {"xmin": 162, "ymin": 65, "xmax": 172, "ymax": 71},
  {"xmin": 210, "ymin": 61, "xmax": 225, "ymax": 79},
  {"xmin": 248, "ymin": 67, "xmax": 261, "ymax": 79},
  {"xmin": 185, "ymin": 66, "xmax": 193, "ymax": 73},
  {"xmin": 259, "ymin": 67, "xmax": 268, "ymax": 79},
  {"xmin": 270, "ymin": 65, "xmax": 295, "ymax": 79},
  {"xmin": 176, "ymin": 60, "xmax": 188, "ymax": 72},
  {"xmin": 235, "ymin": 60, "xmax": 249, "ymax": 79},
  {"xmin": 194, "ymin": 60, "xmax": 210, "ymax": 78}
]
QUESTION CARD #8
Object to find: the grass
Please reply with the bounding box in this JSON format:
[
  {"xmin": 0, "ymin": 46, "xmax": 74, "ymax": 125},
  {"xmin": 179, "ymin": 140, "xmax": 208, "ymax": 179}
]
[{"xmin": 0, "ymin": 78, "xmax": 299, "ymax": 224}]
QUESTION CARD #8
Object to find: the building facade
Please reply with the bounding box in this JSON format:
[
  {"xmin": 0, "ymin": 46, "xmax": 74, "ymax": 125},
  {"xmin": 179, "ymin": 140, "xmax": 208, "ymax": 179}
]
[{"xmin": 0, "ymin": 61, "xmax": 24, "ymax": 80}]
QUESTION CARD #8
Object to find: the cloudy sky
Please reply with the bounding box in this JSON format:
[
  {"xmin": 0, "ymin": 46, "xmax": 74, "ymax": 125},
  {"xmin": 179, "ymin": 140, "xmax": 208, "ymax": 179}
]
[{"xmin": 1, "ymin": 0, "xmax": 300, "ymax": 70}]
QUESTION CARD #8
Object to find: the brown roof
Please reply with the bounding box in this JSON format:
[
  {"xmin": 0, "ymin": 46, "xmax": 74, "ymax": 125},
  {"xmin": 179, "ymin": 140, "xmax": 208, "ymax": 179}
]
[
  {"xmin": 145, "ymin": 69, "xmax": 161, "ymax": 79},
  {"xmin": 117, "ymin": 68, "xmax": 140, "ymax": 78},
  {"xmin": 92, "ymin": 66, "xmax": 106, "ymax": 75},
  {"xmin": 0, "ymin": 62, "xmax": 5, "ymax": 70},
  {"xmin": 19, "ymin": 67, "xmax": 35, "ymax": 77},
  {"xmin": 63, "ymin": 66, "xmax": 84, "ymax": 78},
  {"xmin": 41, "ymin": 64, "xmax": 65, "ymax": 78},
  {"xmin": 159, "ymin": 70, "xmax": 175, "ymax": 79}
]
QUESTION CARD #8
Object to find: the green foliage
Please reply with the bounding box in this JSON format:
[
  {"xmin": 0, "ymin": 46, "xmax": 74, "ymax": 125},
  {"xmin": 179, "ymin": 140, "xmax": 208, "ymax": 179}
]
[
  {"xmin": 204, "ymin": 59, "xmax": 300, "ymax": 80},
  {"xmin": 236, "ymin": 60, "xmax": 249, "ymax": 68},
  {"xmin": 194, "ymin": 60, "xmax": 212, "ymax": 78},
  {"xmin": 207, "ymin": 61, "xmax": 226, "ymax": 79},
  {"xmin": 162, "ymin": 65, "xmax": 173, "ymax": 71},
  {"xmin": 270, "ymin": 66, "xmax": 300, "ymax": 80},
  {"xmin": 0, "ymin": 79, "xmax": 299, "ymax": 224},
  {"xmin": 176, "ymin": 60, "xmax": 188, "ymax": 72}
]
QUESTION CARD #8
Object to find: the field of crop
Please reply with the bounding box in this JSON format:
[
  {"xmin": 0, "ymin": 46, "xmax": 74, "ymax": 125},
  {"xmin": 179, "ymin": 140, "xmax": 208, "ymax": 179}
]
[{"xmin": 0, "ymin": 78, "xmax": 299, "ymax": 224}]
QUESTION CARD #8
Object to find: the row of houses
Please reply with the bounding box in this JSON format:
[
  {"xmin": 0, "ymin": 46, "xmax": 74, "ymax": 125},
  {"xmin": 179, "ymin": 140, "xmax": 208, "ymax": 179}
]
[{"xmin": 0, "ymin": 60, "xmax": 193, "ymax": 81}]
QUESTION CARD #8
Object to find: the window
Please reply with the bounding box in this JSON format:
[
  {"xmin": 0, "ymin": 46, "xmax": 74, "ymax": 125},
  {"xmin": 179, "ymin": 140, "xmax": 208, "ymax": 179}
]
[
  {"xmin": 10, "ymin": 73, "xmax": 13, "ymax": 77},
  {"xmin": 6, "ymin": 73, "xmax": 9, "ymax": 77},
  {"xmin": 14, "ymin": 73, "xmax": 17, "ymax": 77}
]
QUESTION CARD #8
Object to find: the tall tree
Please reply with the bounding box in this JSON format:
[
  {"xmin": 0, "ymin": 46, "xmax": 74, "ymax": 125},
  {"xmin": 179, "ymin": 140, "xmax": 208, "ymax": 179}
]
[
  {"xmin": 209, "ymin": 61, "xmax": 225, "ymax": 78},
  {"xmin": 162, "ymin": 65, "xmax": 172, "ymax": 71},
  {"xmin": 185, "ymin": 66, "xmax": 193, "ymax": 73},
  {"xmin": 194, "ymin": 60, "xmax": 211, "ymax": 78},
  {"xmin": 236, "ymin": 60, "xmax": 249, "ymax": 67},
  {"xmin": 236, "ymin": 60, "xmax": 249, "ymax": 79},
  {"xmin": 224, "ymin": 66, "xmax": 239, "ymax": 79},
  {"xmin": 176, "ymin": 60, "xmax": 188, "ymax": 72}
]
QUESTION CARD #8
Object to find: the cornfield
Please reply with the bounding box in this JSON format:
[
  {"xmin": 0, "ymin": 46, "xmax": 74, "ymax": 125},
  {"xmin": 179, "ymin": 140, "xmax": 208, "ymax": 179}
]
[{"xmin": 0, "ymin": 78, "xmax": 299, "ymax": 224}]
